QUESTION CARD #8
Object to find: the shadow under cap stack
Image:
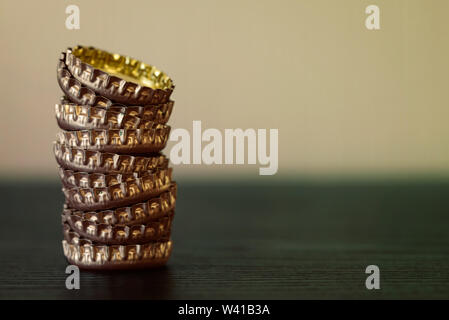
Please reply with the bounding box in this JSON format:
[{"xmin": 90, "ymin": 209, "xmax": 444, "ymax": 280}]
[{"xmin": 53, "ymin": 46, "xmax": 177, "ymax": 270}]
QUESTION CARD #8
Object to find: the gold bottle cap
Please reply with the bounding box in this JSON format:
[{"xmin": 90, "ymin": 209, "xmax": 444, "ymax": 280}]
[
  {"xmin": 58, "ymin": 166, "xmax": 172, "ymax": 189},
  {"xmin": 62, "ymin": 210, "xmax": 173, "ymax": 245},
  {"xmin": 56, "ymin": 124, "xmax": 171, "ymax": 154},
  {"xmin": 62, "ymin": 230, "xmax": 172, "ymax": 270},
  {"xmin": 55, "ymin": 98, "xmax": 174, "ymax": 131},
  {"xmin": 63, "ymin": 183, "xmax": 177, "ymax": 226},
  {"xmin": 62, "ymin": 169, "xmax": 173, "ymax": 211},
  {"xmin": 65, "ymin": 46, "xmax": 174, "ymax": 105},
  {"xmin": 53, "ymin": 141, "xmax": 169, "ymax": 174}
]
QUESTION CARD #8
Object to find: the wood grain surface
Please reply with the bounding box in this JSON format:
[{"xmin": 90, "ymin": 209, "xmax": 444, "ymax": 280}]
[{"xmin": 0, "ymin": 180, "xmax": 448, "ymax": 299}]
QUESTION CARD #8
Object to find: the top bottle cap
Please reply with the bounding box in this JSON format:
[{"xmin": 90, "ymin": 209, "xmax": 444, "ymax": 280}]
[{"xmin": 65, "ymin": 46, "xmax": 174, "ymax": 105}]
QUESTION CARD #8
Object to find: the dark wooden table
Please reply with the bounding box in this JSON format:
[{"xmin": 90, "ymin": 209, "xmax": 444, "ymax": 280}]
[{"xmin": 0, "ymin": 180, "xmax": 448, "ymax": 299}]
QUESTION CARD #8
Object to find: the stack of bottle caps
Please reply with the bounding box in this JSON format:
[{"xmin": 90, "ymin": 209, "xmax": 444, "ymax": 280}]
[{"xmin": 53, "ymin": 46, "xmax": 176, "ymax": 270}]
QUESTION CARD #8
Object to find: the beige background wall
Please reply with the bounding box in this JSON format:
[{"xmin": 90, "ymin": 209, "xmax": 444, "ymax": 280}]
[{"xmin": 0, "ymin": 0, "xmax": 448, "ymax": 179}]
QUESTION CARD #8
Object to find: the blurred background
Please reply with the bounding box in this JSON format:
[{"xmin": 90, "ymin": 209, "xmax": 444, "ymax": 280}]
[
  {"xmin": 1, "ymin": 0, "xmax": 448, "ymax": 181},
  {"xmin": 1, "ymin": 0, "xmax": 449, "ymax": 299}
]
